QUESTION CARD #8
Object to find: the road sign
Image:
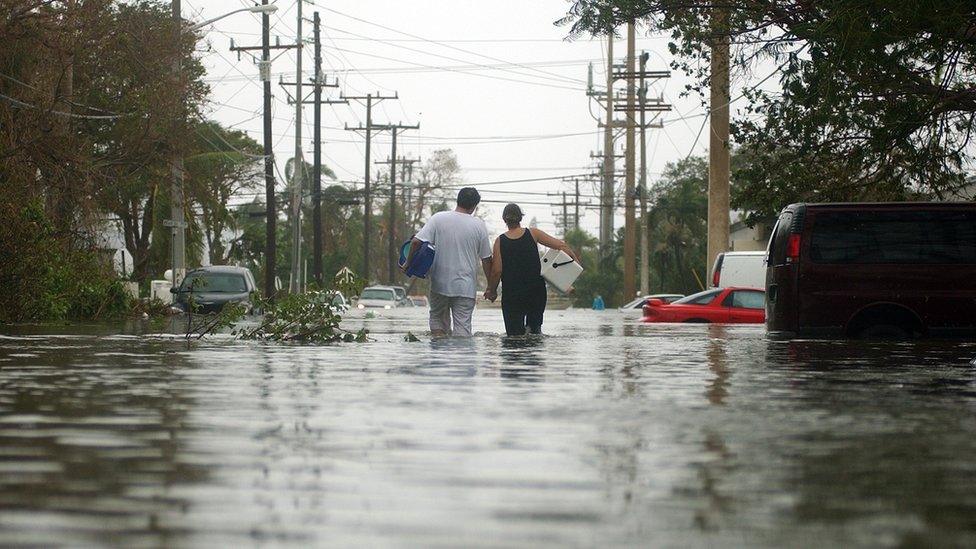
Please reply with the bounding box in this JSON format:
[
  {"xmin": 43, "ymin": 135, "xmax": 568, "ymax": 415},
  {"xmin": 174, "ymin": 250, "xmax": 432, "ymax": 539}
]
[{"xmin": 334, "ymin": 266, "xmax": 356, "ymax": 284}]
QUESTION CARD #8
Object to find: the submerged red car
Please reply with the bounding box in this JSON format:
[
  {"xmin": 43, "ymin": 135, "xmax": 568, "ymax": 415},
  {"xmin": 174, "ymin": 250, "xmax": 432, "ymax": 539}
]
[{"xmin": 642, "ymin": 287, "xmax": 765, "ymax": 324}]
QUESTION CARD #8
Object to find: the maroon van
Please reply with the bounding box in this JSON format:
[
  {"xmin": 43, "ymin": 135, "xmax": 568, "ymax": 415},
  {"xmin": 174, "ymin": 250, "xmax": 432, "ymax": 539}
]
[{"xmin": 765, "ymin": 202, "xmax": 976, "ymax": 338}]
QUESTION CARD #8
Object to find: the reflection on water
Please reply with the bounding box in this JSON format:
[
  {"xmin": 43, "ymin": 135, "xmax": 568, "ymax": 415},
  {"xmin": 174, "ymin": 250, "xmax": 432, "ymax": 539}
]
[{"xmin": 1, "ymin": 309, "xmax": 976, "ymax": 546}]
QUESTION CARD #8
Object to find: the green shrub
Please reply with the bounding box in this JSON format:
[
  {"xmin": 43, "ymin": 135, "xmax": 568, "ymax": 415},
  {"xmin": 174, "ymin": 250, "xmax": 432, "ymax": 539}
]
[{"xmin": 0, "ymin": 201, "xmax": 131, "ymax": 322}]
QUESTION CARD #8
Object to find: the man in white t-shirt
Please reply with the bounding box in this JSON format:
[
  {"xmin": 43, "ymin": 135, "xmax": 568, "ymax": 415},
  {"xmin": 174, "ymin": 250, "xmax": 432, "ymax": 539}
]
[{"xmin": 402, "ymin": 187, "xmax": 492, "ymax": 337}]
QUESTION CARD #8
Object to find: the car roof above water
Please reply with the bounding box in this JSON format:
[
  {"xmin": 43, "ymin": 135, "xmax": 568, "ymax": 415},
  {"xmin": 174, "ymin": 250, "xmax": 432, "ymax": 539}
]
[
  {"xmin": 783, "ymin": 201, "xmax": 976, "ymax": 212},
  {"xmin": 187, "ymin": 265, "xmax": 250, "ymax": 274}
]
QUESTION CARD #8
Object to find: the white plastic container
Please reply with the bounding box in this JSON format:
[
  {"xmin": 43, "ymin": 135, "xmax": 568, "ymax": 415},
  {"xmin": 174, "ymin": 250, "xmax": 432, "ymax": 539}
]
[
  {"xmin": 540, "ymin": 249, "xmax": 583, "ymax": 294},
  {"xmin": 150, "ymin": 280, "xmax": 172, "ymax": 304}
]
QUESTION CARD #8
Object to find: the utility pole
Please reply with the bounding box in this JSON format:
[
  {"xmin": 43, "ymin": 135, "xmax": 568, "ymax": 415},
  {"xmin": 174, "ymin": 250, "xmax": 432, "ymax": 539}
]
[
  {"xmin": 708, "ymin": 6, "xmax": 731, "ymax": 272},
  {"xmin": 549, "ymin": 191, "xmax": 574, "ymax": 237},
  {"xmin": 555, "ymin": 178, "xmax": 592, "ymax": 235},
  {"xmin": 602, "ymin": 32, "xmax": 615, "ymax": 258},
  {"xmin": 261, "ymin": 1, "xmax": 275, "ymax": 300},
  {"xmin": 638, "ymin": 52, "xmax": 651, "ymax": 295},
  {"xmin": 344, "ymin": 92, "xmax": 398, "ymax": 283},
  {"xmin": 388, "ymin": 156, "xmax": 420, "ymax": 257},
  {"xmin": 400, "ymin": 159, "xmax": 419, "ymax": 238},
  {"xmin": 623, "ymin": 21, "xmax": 637, "ymax": 301},
  {"xmin": 279, "ymin": 11, "xmax": 345, "ymax": 286},
  {"xmin": 169, "ymin": 0, "xmax": 186, "ymax": 290},
  {"xmin": 311, "ymin": 12, "xmax": 324, "ymax": 287},
  {"xmin": 575, "ymin": 180, "xmax": 581, "ymax": 230},
  {"xmin": 562, "ymin": 192, "xmax": 569, "ymax": 237},
  {"xmin": 289, "ymin": 0, "xmax": 304, "ymax": 294},
  {"xmin": 373, "ymin": 124, "xmax": 420, "ymax": 284},
  {"xmin": 230, "ymin": 2, "xmax": 298, "ymax": 302},
  {"xmin": 613, "ymin": 53, "xmax": 672, "ymax": 295}
]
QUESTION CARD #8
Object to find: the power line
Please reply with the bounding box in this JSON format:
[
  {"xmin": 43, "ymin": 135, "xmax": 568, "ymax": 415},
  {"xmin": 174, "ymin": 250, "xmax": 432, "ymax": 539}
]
[
  {"xmin": 325, "ymin": 45, "xmax": 584, "ymax": 92},
  {"xmin": 201, "ymin": 58, "xmax": 601, "ymax": 81},
  {"xmin": 316, "ymin": 5, "xmax": 590, "ymax": 86},
  {"xmin": 324, "ymin": 26, "xmax": 585, "ymax": 86},
  {"xmin": 0, "ymin": 92, "xmax": 131, "ymax": 120}
]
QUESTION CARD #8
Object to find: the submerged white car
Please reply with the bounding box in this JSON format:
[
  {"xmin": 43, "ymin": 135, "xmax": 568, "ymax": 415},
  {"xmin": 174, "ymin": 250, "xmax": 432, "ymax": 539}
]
[
  {"xmin": 356, "ymin": 286, "xmax": 400, "ymax": 310},
  {"xmin": 619, "ymin": 294, "xmax": 685, "ymax": 313}
]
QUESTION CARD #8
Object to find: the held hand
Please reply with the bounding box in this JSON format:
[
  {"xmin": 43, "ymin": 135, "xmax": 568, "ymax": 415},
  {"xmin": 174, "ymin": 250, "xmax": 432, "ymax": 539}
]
[{"xmin": 563, "ymin": 246, "xmax": 581, "ymax": 264}]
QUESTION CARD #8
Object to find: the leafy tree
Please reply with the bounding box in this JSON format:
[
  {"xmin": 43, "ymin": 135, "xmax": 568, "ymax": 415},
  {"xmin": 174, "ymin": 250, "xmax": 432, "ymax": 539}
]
[
  {"xmin": 561, "ymin": 1, "xmax": 976, "ymax": 221},
  {"xmin": 414, "ymin": 149, "xmax": 461, "ymax": 225},
  {"xmin": 81, "ymin": 0, "xmax": 208, "ymax": 282},
  {"xmin": 185, "ymin": 121, "xmax": 262, "ymax": 264},
  {"xmin": 0, "ymin": 0, "xmax": 208, "ymax": 318},
  {"xmin": 565, "ymin": 227, "xmax": 625, "ymax": 307},
  {"xmin": 645, "ymin": 156, "xmax": 709, "ymax": 294}
]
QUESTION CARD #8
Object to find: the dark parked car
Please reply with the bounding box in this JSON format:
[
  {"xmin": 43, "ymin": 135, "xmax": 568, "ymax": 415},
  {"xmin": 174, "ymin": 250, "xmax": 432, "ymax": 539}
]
[
  {"xmin": 171, "ymin": 266, "xmax": 258, "ymax": 314},
  {"xmin": 765, "ymin": 202, "xmax": 976, "ymax": 339}
]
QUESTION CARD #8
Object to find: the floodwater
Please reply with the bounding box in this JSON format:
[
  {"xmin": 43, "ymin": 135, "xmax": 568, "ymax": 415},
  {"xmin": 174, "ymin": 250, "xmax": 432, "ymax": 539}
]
[{"xmin": 1, "ymin": 308, "xmax": 976, "ymax": 547}]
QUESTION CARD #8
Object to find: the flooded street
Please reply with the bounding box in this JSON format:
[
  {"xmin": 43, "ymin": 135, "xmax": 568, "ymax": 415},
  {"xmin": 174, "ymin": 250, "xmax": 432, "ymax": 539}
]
[{"xmin": 2, "ymin": 309, "xmax": 976, "ymax": 547}]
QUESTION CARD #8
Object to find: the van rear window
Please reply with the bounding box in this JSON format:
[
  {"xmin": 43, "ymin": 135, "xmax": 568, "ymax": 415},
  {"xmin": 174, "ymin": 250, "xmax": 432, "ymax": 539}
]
[
  {"xmin": 767, "ymin": 211, "xmax": 794, "ymax": 262},
  {"xmin": 809, "ymin": 210, "xmax": 976, "ymax": 264}
]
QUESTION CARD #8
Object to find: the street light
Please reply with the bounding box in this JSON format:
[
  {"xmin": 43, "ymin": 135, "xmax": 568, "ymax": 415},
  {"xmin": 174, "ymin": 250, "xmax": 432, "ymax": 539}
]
[
  {"xmin": 187, "ymin": 4, "xmax": 278, "ymax": 32},
  {"xmin": 169, "ymin": 2, "xmax": 277, "ymax": 291}
]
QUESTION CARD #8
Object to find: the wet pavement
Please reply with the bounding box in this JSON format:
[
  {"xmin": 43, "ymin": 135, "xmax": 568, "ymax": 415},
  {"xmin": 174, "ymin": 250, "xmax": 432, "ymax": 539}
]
[{"xmin": 1, "ymin": 308, "xmax": 975, "ymax": 547}]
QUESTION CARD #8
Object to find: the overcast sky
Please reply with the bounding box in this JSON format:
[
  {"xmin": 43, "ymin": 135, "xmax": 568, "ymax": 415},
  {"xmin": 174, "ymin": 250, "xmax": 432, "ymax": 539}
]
[{"xmin": 185, "ymin": 0, "xmax": 774, "ymax": 237}]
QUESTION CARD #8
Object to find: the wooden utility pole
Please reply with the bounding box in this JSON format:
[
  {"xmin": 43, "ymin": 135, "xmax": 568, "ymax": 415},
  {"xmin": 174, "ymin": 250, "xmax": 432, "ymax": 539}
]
[
  {"xmin": 574, "ymin": 180, "xmax": 581, "ymax": 230},
  {"xmin": 230, "ymin": 0, "xmax": 298, "ymax": 301},
  {"xmin": 230, "ymin": 2, "xmax": 298, "ymax": 301},
  {"xmin": 548, "ymin": 191, "xmax": 573, "ymax": 237},
  {"xmin": 376, "ymin": 156, "xmax": 420, "ymax": 274},
  {"xmin": 399, "ymin": 157, "xmax": 420, "ymax": 246},
  {"xmin": 280, "ymin": 13, "xmax": 346, "ymax": 286},
  {"xmin": 289, "ymin": 0, "xmax": 304, "ymax": 293},
  {"xmin": 344, "ymin": 92, "xmax": 397, "ymax": 282},
  {"xmin": 639, "ymin": 51, "xmax": 651, "ymax": 295},
  {"xmin": 608, "ymin": 41, "xmax": 671, "ymax": 297},
  {"xmin": 623, "ymin": 21, "xmax": 637, "ymax": 301},
  {"xmin": 555, "ymin": 178, "xmax": 592, "ymax": 234},
  {"xmin": 311, "ymin": 12, "xmax": 324, "ymax": 286},
  {"xmin": 373, "ymin": 124, "xmax": 419, "ymax": 284},
  {"xmin": 707, "ymin": 6, "xmax": 731, "ymax": 271},
  {"xmin": 601, "ymin": 32, "xmax": 615, "ymax": 258},
  {"xmin": 562, "ymin": 192, "xmax": 569, "ymax": 237},
  {"xmin": 260, "ymin": 1, "xmax": 275, "ymax": 300},
  {"xmin": 169, "ymin": 0, "xmax": 186, "ymax": 290}
]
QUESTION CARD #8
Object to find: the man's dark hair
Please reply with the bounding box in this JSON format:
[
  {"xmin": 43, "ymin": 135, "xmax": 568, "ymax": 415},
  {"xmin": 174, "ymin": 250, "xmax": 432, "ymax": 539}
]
[{"xmin": 456, "ymin": 187, "xmax": 481, "ymax": 210}]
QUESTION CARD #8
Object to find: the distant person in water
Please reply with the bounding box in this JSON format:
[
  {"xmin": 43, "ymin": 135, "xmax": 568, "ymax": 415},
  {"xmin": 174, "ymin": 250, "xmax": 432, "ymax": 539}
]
[
  {"xmin": 484, "ymin": 203, "xmax": 579, "ymax": 336},
  {"xmin": 592, "ymin": 295, "xmax": 605, "ymax": 310},
  {"xmin": 404, "ymin": 187, "xmax": 492, "ymax": 337}
]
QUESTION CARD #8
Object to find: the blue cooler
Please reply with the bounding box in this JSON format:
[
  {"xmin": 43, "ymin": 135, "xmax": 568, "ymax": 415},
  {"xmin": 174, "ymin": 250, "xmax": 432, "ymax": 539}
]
[{"xmin": 399, "ymin": 238, "xmax": 435, "ymax": 278}]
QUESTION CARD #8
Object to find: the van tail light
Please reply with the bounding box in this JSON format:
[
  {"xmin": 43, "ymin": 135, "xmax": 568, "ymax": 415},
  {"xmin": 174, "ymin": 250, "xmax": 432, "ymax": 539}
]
[
  {"xmin": 786, "ymin": 234, "xmax": 801, "ymax": 262},
  {"xmin": 711, "ymin": 254, "xmax": 724, "ymax": 287}
]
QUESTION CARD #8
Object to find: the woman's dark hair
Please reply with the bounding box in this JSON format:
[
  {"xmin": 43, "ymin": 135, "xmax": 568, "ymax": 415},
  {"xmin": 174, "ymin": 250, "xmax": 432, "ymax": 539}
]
[
  {"xmin": 457, "ymin": 187, "xmax": 481, "ymax": 209},
  {"xmin": 502, "ymin": 203, "xmax": 523, "ymax": 227}
]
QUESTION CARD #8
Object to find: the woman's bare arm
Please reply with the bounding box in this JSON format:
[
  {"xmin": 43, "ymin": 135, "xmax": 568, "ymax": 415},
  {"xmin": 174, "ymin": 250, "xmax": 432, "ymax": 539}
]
[
  {"xmin": 487, "ymin": 237, "xmax": 503, "ymax": 293},
  {"xmin": 530, "ymin": 228, "xmax": 581, "ymax": 263}
]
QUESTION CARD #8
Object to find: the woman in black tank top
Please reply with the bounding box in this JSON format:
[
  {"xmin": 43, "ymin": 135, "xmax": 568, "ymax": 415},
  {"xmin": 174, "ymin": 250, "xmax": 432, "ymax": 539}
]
[{"xmin": 485, "ymin": 204, "xmax": 580, "ymax": 336}]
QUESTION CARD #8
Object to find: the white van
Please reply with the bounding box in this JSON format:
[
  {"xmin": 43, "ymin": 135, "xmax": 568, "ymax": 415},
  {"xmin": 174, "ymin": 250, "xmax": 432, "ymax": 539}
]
[{"xmin": 709, "ymin": 251, "xmax": 766, "ymax": 289}]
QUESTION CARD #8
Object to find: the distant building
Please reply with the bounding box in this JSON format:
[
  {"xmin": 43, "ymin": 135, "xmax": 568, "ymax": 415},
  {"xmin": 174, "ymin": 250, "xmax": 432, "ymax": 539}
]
[
  {"xmin": 951, "ymin": 175, "xmax": 976, "ymax": 200},
  {"xmin": 729, "ymin": 210, "xmax": 772, "ymax": 251}
]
